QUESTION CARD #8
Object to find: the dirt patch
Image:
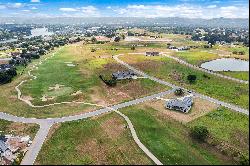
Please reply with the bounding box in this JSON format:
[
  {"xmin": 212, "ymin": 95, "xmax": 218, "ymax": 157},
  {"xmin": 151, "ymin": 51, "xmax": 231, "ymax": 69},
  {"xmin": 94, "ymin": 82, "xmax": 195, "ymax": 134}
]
[
  {"xmin": 76, "ymin": 139, "xmax": 109, "ymax": 165},
  {"xmin": 48, "ymin": 84, "xmax": 65, "ymax": 91},
  {"xmin": 6, "ymin": 123, "xmax": 37, "ymax": 137},
  {"xmin": 100, "ymin": 116, "xmax": 126, "ymax": 139},
  {"xmin": 133, "ymin": 60, "xmax": 164, "ymax": 72},
  {"xmin": 22, "ymin": 95, "xmax": 33, "ymax": 101},
  {"xmin": 102, "ymin": 62, "xmax": 127, "ymax": 72},
  {"xmin": 45, "ymin": 123, "xmax": 61, "ymax": 141},
  {"xmin": 71, "ymin": 90, "xmax": 82, "ymax": 96},
  {"xmin": 146, "ymin": 97, "xmax": 218, "ymax": 123},
  {"xmin": 40, "ymin": 95, "xmax": 55, "ymax": 102},
  {"xmin": 169, "ymin": 70, "xmax": 184, "ymax": 82}
]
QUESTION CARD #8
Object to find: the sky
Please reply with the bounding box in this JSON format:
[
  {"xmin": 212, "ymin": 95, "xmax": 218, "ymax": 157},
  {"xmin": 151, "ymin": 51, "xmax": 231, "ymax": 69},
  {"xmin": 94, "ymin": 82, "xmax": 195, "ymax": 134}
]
[{"xmin": 0, "ymin": 0, "xmax": 249, "ymax": 18}]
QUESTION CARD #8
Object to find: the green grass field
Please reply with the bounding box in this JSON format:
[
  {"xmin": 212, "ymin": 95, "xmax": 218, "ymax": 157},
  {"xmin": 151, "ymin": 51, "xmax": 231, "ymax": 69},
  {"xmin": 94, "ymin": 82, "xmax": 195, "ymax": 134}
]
[
  {"xmin": 188, "ymin": 107, "xmax": 249, "ymax": 156},
  {"xmin": 35, "ymin": 112, "xmax": 153, "ymax": 165},
  {"xmin": 120, "ymin": 105, "xmax": 234, "ymax": 165},
  {"xmin": 175, "ymin": 50, "xmax": 219, "ymax": 66},
  {"xmin": 120, "ymin": 54, "xmax": 249, "ymax": 109},
  {"xmin": 220, "ymin": 71, "xmax": 249, "ymax": 81},
  {"xmin": 0, "ymin": 44, "xmax": 168, "ymax": 118}
]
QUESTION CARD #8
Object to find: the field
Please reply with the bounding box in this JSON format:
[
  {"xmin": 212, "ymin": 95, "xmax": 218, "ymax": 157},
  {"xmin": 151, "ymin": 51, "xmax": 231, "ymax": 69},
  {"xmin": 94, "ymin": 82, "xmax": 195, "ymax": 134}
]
[
  {"xmin": 174, "ymin": 50, "xmax": 219, "ymax": 66},
  {"xmin": 173, "ymin": 49, "xmax": 249, "ymax": 81},
  {"xmin": 35, "ymin": 112, "xmax": 153, "ymax": 165},
  {"xmin": 120, "ymin": 54, "xmax": 249, "ymax": 109},
  {"xmin": 0, "ymin": 119, "xmax": 38, "ymax": 139},
  {"xmin": 119, "ymin": 105, "xmax": 235, "ymax": 165},
  {"xmin": 188, "ymin": 107, "xmax": 249, "ymax": 157},
  {"xmin": 219, "ymin": 71, "xmax": 249, "ymax": 81},
  {"xmin": 0, "ymin": 43, "xmax": 168, "ymax": 118}
]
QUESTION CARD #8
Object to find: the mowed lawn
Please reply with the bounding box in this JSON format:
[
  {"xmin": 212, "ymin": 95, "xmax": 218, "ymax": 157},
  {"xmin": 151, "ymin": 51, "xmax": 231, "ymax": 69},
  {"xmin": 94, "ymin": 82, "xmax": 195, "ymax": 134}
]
[
  {"xmin": 35, "ymin": 113, "xmax": 153, "ymax": 165},
  {"xmin": 20, "ymin": 43, "xmax": 169, "ymax": 105},
  {"xmin": 188, "ymin": 107, "xmax": 249, "ymax": 156},
  {"xmin": 119, "ymin": 105, "xmax": 234, "ymax": 165},
  {"xmin": 120, "ymin": 54, "xmax": 249, "ymax": 109}
]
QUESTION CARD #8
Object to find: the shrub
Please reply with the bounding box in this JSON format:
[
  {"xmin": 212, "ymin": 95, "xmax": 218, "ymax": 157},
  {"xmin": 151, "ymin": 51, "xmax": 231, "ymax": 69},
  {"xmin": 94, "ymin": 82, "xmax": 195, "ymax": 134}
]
[
  {"xmin": 239, "ymin": 153, "xmax": 249, "ymax": 165},
  {"xmin": 190, "ymin": 125, "xmax": 209, "ymax": 142},
  {"xmin": 187, "ymin": 74, "xmax": 197, "ymax": 83},
  {"xmin": 174, "ymin": 88, "xmax": 184, "ymax": 96},
  {"xmin": 99, "ymin": 75, "xmax": 117, "ymax": 87}
]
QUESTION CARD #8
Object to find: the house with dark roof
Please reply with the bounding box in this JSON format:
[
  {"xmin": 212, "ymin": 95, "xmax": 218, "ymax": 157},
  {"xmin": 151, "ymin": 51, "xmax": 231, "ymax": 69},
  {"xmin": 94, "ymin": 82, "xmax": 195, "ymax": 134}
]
[
  {"xmin": 165, "ymin": 96, "xmax": 193, "ymax": 113},
  {"xmin": 0, "ymin": 64, "xmax": 13, "ymax": 72},
  {"xmin": 145, "ymin": 52, "xmax": 160, "ymax": 56},
  {"xmin": 112, "ymin": 70, "xmax": 136, "ymax": 80}
]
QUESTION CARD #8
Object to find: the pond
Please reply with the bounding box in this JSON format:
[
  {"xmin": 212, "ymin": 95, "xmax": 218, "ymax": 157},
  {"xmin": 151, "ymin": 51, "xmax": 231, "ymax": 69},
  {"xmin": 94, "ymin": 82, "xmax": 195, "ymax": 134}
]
[{"xmin": 200, "ymin": 58, "xmax": 249, "ymax": 71}]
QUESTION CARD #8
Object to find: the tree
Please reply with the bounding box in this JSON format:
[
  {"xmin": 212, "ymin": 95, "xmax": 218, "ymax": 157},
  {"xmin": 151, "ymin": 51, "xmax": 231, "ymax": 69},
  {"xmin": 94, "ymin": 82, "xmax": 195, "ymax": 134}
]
[
  {"xmin": 91, "ymin": 36, "xmax": 97, "ymax": 43},
  {"xmin": 174, "ymin": 88, "xmax": 184, "ymax": 96},
  {"xmin": 121, "ymin": 34, "xmax": 125, "ymax": 40},
  {"xmin": 190, "ymin": 125, "xmax": 209, "ymax": 142},
  {"xmin": 114, "ymin": 36, "xmax": 121, "ymax": 42},
  {"xmin": 187, "ymin": 74, "xmax": 197, "ymax": 83}
]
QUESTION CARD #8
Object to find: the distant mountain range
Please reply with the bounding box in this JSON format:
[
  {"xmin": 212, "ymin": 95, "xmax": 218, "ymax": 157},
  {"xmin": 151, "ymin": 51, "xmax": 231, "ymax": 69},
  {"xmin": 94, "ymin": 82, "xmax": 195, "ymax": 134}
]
[{"xmin": 0, "ymin": 17, "xmax": 248, "ymax": 28}]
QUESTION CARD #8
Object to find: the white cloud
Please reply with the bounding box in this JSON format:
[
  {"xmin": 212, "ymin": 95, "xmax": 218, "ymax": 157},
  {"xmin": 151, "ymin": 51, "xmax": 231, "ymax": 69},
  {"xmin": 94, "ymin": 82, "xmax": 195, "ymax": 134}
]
[
  {"xmin": 0, "ymin": 5, "xmax": 6, "ymax": 9},
  {"xmin": 113, "ymin": 4, "xmax": 249, "ymax": 18},
  {"xmin": 59, "ymin": 6, "xmax": 100, "ymax": 17},
  {"xmin": 207, "ymin": 5, "xmax": 217, "ymax": 8},
  {"xmin": 30, "ymin": 0, "xmax": 40, "ymax": 2},
  {"xmin": 59, "ymin": 8, "xmax": 78, "ymax": 12},
  {"xmin": 31, "ymin": 6, "xmax": 38, "ymax": 10},
  {"xmin": 80, "ymin": 6, "xmax": 99, "ymax": 16},
  {"xmin": 8, "ymin": 3, "xmax": 23, "ymax": 8},
  {"xmin": 22, "ymin": 10, "xmax": 30, "ymax": 12}
]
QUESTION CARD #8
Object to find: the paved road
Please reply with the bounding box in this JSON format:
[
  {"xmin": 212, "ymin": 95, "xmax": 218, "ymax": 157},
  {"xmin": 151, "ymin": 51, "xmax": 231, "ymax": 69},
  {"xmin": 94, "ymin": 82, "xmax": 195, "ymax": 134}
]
[
  {"xmin": 21, "ymin": 122, "xmax": 53, "ymax": 165},
  {"xmin": 114, "ymin": 54, "xmax": 249, "ymax": 115}
]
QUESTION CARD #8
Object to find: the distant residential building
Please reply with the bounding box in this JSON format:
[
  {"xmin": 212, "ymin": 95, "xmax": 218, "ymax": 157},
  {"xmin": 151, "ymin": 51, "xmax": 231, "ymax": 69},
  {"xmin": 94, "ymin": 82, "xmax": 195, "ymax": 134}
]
[
  {"xmin": 112, "ymin": 70, "xmax": 136, "ymax": 80},
  {"xmin": 165, "ymin": 96, "xmax": 193, "ymax": 113},
  {"xmin": 95, "ymin": 36, "xmax": 111, "ymax": 42},
  {"xmin": 145, "ymin": 52, "xmax": 160, "ymax": 56}
]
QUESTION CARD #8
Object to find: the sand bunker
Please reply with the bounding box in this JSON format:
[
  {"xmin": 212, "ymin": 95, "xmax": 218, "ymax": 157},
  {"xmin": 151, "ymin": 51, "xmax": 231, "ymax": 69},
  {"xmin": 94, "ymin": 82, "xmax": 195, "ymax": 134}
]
[
  {"xmin": 41, "ymin": 95, "xmax": 55, "ymax": 102},
  {"xmin": 71, "ymin": 90, "xmax": 82, "ymax": 96},
  {"xmin": 67, "ymin": 64, "xmax": 76, "ymax": 67},
  {"xmin": 48, "ymin": 84, "xmax": 65, "ymax": 91}
]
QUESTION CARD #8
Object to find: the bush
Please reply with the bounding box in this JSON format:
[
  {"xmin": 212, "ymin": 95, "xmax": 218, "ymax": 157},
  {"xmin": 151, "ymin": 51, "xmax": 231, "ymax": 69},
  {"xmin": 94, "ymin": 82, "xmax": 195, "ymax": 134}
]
[
  {"xmin": 239, "ymin": 153, "xmax": 249, "ymax": 165},
  {"xmin": 187, "ymin": 74, "xmax": 197, "ymax": 83},
  {"xmin": 99, "ymin": 75, "xmax": 117, "ymax": 87},
  {"xmin": 174, "ymin": 88, "xmax": 184, "ymax": 96},
  {"xmin": 190, "ymin": 125, "xmax": 209, "ymax": 142}
]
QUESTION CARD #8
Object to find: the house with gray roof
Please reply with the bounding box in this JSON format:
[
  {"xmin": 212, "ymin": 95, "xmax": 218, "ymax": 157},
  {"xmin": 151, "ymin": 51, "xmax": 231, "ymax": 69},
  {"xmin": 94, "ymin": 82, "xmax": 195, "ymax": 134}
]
[
  {"xmin": 112, "ymin": 70, "xmax": 136, "ymax": 80},
  {"xmin": 165, "ymin": 96, "xmax": 193, "ymax": 113},
  {"xmin": 0, "ymin": 140, "xmax": 11, "ymax": 158}
]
